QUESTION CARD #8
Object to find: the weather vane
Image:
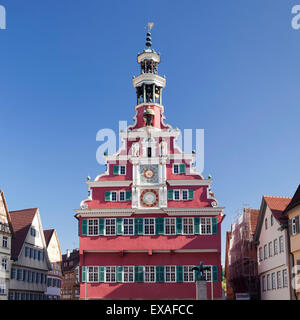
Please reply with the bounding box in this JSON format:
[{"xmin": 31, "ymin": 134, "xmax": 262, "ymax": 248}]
[{"xmin": 147, "ymin": 22, "xmax": 154, "ymax": 31}]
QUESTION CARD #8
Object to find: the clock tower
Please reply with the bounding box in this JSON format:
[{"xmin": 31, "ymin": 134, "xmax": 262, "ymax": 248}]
[{"xmin": 75, "ymin": 26, "xmax": 225, "ymax": 300}]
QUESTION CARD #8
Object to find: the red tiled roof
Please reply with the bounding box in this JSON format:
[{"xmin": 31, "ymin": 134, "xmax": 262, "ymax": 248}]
[
  {"xmin": 43, "ymin": 229, "xmax": 55, "ymax": 247},
  {"xmin": 263, "ymin": 196, "xmax": 292, "ymax": 224},
  {"xmin": 284, "ymin": 185, "xmax": 300, "ymax": 214},
  {"xmin": 247, "ymin": 208, "xmax": 260, "ymax": 234},
  {"xmin": 9, "ymin": 208, "xmax": 37, "ymax": 259}
]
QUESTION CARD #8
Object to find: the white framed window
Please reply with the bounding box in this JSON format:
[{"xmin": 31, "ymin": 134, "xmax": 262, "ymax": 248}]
[
  {"xmin": 183, "ymin": 218, "xmax": 194, "ymax": 235},
  {"xmin": 105, "ymin": 266, "xmax": 116, "ymax": 283},
  {"xmin": 105, "ymin": 219, "xmax": 116, "ymax": 235},
  {"xmin": 111, "ymin": 192, "xmax": 117, "ymax": 202},
  {"xmin": 119, "ymin": 165, "xmax": 126, "ymax": 175},
  {"xmin": 277, "ymin": 271, "xmax": 282, "ymax": 289},
  {"xmin": 183, "ymin": 266, "xmax": 194, "ymax": 282},
  {"xmin": 279, "ymin": 236, "xmax": 284, "ymax": 253},
  {"xmin": 123, "ymin": 266, "xmax": 134, "ymax": 283},
  {"xmin": 2, "ymin": 236, "xmax": 8, "ymax": 248},
  {"xmin": 165, "ymin": 266, "xmax": 176, "ymax": 282},
  {"xmin": 203, "ymin": 266, "xmax": 212, "ymax": 281},
  {"xmin": 274, "ymin": 239, "xmax": 278, "ymax": 255},
  {"xmin": 292, "ymin": 218, "xmax": 296, "ymax": 235},
  {"xmin": 268, "ymin": 242, "xmax": 273, "ymax": 257},
  {"xmin": 144, "ymin": 218, "xmax": 155, "ymax": 235},
  {"xmin": 271, "ymin": 215, "xmax": 274, "ymax": 226},
  {"xmin": 173, "ymin": 190, "xmax": 180, "ymax": 201},
  {"xmin": 264, "ymin": 245, "xmax": 267, "ymax": 260},
  {"xmin": 262, "ymin": 275, "xmax": 266, "ymax": 291},
  {"xmin": 267, "ymin": 274, "xmax": 271, "ymax": 290},
  {"xmin": 182, "ymin": 190, "xmax": 188, "ymax": 201},
  {"xmin": 123, "ymin": 218, "xmax": 134, "ymax": 235},
  {"xmin": 165, "ymin": 218, "xmax": 176, "ymax": 235},
  {"xmin": 272, "ymin": 272, "xmax": 276, "ymax": 290},
  {"xmin": 119, "ymin": 191, "xmax": 125, "ymax": 202},
  {"xmin": 173, "ymin": 164, "xmax": 179, "ymax": 174},
  {"xmin": 265, "ymin": 218, "xmax": 268, "ymax": 230},
  {"xmin": 200, "ymin": 218, "xmax": 212, "ymax": 234},
  {"xmin": 144, "ymin": 266, "xmax": 155, "ymax": 283},
  {"xmin": 283, "ymin": 269, "xmax": 288, "ymax": 288},
  {"xmin": 88, "ymin": 266, "xmax": 98, "ymax": 282},
  {"xmin": 88, "ymin": 219, "xmax": 98, "ymax": 236},
  {"xmin": 1, "ymin": 258, "xmax": 7, "ymax": 271},
  {"xmin": 30, "ymin": 227, "xmax": 36, "ymax": 237}
]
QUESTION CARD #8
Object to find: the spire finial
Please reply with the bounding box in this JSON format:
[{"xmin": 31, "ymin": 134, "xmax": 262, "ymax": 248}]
[{"xmin": 146, "ymin": 22, "xmax": 154, "ymax": 48}]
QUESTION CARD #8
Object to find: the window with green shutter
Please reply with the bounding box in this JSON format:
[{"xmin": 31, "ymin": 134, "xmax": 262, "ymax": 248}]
[
  {"xmin": 116, "ymin": 218, "xmax": 123, "ymax": 235},
  {"xmin": 176, "ymin": 265, "xmax": 183, "ymax": 282},
  {"xmin": 98, "ymin": 219, "xmax": 105, "ymax": 235},
  {"xmin": 82, "ymin": 219, "xmax": 87, "ymax": 236},
  {"xmin": 188, "ymin": 189, "xmax": 194, "ymax": 200},
  {"xmin": 168, "ymin": 190, "xmax": 174, "ymax": 200},
  {"xmin": 155, "ymin": 218, "xmax": 164, "ymax": 235},
  {"xmin": 179, "ymin": 164, "xmax": 186, "ymax": 174},
  {"xmin": 116, "ymin": 266, "xmax": 123, "ymax": 282},
  {"xmin": 113, "ymin": 165, "xmax": 120, "ymax": 175},
  {"xmin": 134, "ymin": 266, "xmax": 144, "ymax": 282},
  {"xmin": 99, "ymin": 266, "xmax": 105, "ymax": 282},
  {"xmin": 212, "ymin": 217, "xmax": 218, "ymax": 235},
  {"xmin": 105, "ymin": 191, "xmax": 111, "ymax": 201},
  {"xmin": 212, "ymin": 265, "xmax": 218, "ymax": 282},
  {"xmin": 126, "ymin": 190, "xmax": 132, "ymax": 201},
  {"xmin": 194, "ymin": 217, "xmax": 200, "ymax": 234},
  {"xmin": 82, "ymin": 266, "xmax": 86, "ymax": 282},
  {"xmin": 156, "ymin": 266, "xmax": 165, "ymax": 283},
  {"xmin": 176, "ymin": 217, "xmax": 182, "ymax": 234},
  {"xmin": 134, "ymin": 218, "xmax": 144, "ymax": 235}
]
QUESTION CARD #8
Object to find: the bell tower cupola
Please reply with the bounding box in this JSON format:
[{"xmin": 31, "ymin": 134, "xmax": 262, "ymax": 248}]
[{"xmin": 133, "ymin": 23, "xmax": 166, "ymax": 107}]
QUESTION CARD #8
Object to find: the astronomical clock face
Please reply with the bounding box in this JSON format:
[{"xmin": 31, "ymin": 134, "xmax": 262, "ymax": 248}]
[
  {"xmin": 139, "ymin": 164, "xmax": 159, "ymax": 184},
  {"xmin": 140, "ymin": 189, "xmax": 159, "ymax": 207}
]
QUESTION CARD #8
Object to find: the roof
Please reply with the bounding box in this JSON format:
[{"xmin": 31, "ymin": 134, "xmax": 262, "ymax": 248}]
[
  {"xmin": 246, "ymin": 208, "xmax": 260, "ymax": 234},
  {"xmin": 0, "ymin": 190, "xmax": 14, "ymax": 235},
  {"xmin": 43, "ymin": 229, "xmax": 55, "ymax": 247},
  {"xmin": 263, "ymin": 196, "xmax": 292, "ymax": 224},
  {"xmin": 62, "ymin": 249, "xmax": 80, "ymax": 273},
  {"xmin": 283, "ymin": 185, "xmax": 300, "ymax": 214},
  {"xmin": 9, "ymin": 208, "xmax": 37, "ymax": 259}
]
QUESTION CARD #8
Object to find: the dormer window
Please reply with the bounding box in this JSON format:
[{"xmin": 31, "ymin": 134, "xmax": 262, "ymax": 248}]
[{"xmin": 113, "ymin": 165, "xmax": 126, "ymax": 175}]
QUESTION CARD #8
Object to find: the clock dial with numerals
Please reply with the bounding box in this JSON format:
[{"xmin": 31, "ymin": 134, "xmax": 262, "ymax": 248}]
[
  {"xmin": 140, "ymin": 165, "xmax": 159, "ymax": 184},
  {"xmin": 140, "ymin": 189, "xmax": 159, "ymax": 207}
]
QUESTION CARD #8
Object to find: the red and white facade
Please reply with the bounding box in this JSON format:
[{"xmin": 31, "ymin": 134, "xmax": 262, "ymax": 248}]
[{"xmin": 75, "ymin": 31, "xmax": 225, "ymax": 299}]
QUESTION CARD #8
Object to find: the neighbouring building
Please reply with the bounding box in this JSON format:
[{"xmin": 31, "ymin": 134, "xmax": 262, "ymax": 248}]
[
  {"xmin": 254, "ymin": 195, "xmax": 295, "ymax": 300},
  {"xmin": 225, "ymin": 208, "xmax": 260, "ymax": 300},
  {"xmin": 61, "ymin": 249, "xmax": 80, "ymax": 300},
  {"xmin": 44, "ymin": 229, "xmax": 62, "ymax": 300},
  {"xmin": 0, "ymin": 191, "xmax": 13, "ymax": 300},
  {"xmin": 75, "ymin": 29, "xmax": 225, "ymax": 299},
  {"xmin": 284, "ymin": 185, "xmax": 300, "ymax": 300},
  {"xmin": 8, "ymin": 208, "xmax": 51, "ymax": 300}
]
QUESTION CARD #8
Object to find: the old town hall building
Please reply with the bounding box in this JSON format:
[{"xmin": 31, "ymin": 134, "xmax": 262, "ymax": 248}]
[{"xmin": 75, "ymin": 29, "xmax": 225, "ymax": 299}]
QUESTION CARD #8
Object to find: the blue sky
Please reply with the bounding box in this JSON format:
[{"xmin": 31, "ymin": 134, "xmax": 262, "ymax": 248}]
[{"xmin": 0, "ymin": 1, "xmax": 299, "ymax": 264}]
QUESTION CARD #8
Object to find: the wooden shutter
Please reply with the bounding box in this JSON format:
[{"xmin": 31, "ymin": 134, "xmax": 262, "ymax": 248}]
[
  {"xmin": 212, "ymin": 217, "xmax": 218, "ymax": 235},
  {"xmin": 176, "ymin": 217, "xmax": 182, "ymax": 234},
  {"xmin": 82, "ymin": 219, "xmax": 87, "ymax": 236},
  {"xmin": 194, "ymin": 217, "xmax": 200, "ymax": 234},
  {"xmin": 179, "ymin": 164, "xmax": 186, "ymax": 174},
  {"xmin": 188, "ymin": 189, "xmax": 194, "ymax": 200},
  {"xmin": 213, "ymin": 265, "xmax": 218, "ymax": 282},
  {"xmin": 116, "ymin": 218, "xmax": 123, "ymax": 235},
  {"xmin": 134, "ymin": 218, "xmax": 144, "ymax": 235},
  {"xmin": 113, "ymin": 165, "xmax": 119, "ymax": 175},
  {"xmin": 126, "ymin": 190, "xmax": 132, "ymax": 201},
  {"xmin": 99, "ymin": 266, "xmax": 105, "ymax": 282},
  {"xmin": 98, "ymin": 219, "xmax": 105, "ymax": 235},
  {"xmin": 156, "ymin": 266, "xmax": 165, "ymax": 283},
  {"xmin": 134, "ymin": 266, "xmax": 144, "ymax": 282},
  {"xmin": 168, "ymin": 190, "xmax": 174, "ymax": 200},
  {"xmin": 82, "ymin": 266, "xmax": 86, "ymax": 283},
  {"xmin": 155, "ymin": 218, "xmax": 164, "ymax": 235},
  {"xmin": 116, "ymin": 266, "xmax": 123, "ymax": 282},
  {"xmin": 176, "ymin": 265, "xmax": 183, "ymax": 282},
  {"xmin": 104, "ymin": 191, "xmax": 111, "ymax": 201}
]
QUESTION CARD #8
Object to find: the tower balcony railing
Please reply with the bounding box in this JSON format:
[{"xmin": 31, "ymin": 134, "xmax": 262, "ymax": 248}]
[{"xmin": 133, "ymin": 73, "xmax": 166, "ymax": 88}]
